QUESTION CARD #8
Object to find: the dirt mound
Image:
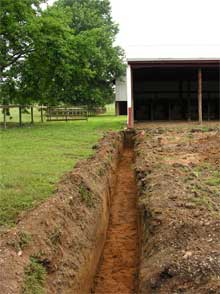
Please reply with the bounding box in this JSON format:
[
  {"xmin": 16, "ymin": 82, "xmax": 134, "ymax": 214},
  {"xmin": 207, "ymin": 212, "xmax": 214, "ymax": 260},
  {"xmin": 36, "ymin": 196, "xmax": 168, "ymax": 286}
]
[
  {"xmin": 0, "ymin": 132, "xmax": 124, "ymax": 294},
  {"xmin": 135, "ymin": 127, "xmax": 220, "ymax": 293}
]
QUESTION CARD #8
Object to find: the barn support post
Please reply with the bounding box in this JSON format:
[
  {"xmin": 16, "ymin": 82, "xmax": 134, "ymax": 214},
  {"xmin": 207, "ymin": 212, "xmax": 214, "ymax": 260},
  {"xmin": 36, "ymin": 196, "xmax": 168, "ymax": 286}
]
[
  {"xmin": 218, "ymin": 63, "xmax": 220, "ymax": 121},
  {"xmin": 198, "ymin": 68, "xmax": 203, "ymax": 124},
  {"xmin": 127, "ymin": 64, "xmax": 133, "ymax": 128},
  {"xmin": 219, "ymin": 93, "xmax": 220, "ymax": 121}
]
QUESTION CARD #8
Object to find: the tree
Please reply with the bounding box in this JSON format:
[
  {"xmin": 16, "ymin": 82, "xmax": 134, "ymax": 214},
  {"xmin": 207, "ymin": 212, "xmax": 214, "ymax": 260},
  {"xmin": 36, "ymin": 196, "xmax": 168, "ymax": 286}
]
[
  {"xmin": 57, "ymin": 0, "xmax": 125, "ymax": 106},
  {"xmin": 0, "ymin": 0, "xmax": 42, "ymax": 72},
  {"xmin": 0, "ymin": 0, "xmax": 125, "ymax": 107},
  {"xmin": 17, "ymin": 5, "xmax": 77, "ymax": 105},
  {"xmin": 0, "ymin": 0, "xmax": 42, "ymax": 103}
]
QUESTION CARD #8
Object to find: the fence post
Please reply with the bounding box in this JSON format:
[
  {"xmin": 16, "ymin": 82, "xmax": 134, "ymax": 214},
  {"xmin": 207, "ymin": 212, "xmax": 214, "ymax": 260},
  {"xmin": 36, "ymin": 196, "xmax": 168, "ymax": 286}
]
[
  {"xmin": 31, "ymin": 106, "xmax": 34, "ymax": 124},
  {"xmin": 19, "ymin": 106, "xmax": 22, "ymax": 127},
  {"xmin": 40, "ymin": 105, "xmax": 44, "ymax": 122}
]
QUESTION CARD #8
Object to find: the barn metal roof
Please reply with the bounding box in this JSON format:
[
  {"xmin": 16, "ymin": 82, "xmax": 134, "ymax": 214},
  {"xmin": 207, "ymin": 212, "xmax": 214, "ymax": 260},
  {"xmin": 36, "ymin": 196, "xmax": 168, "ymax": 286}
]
[{"xmin": 126, "ymin": 45, "xmax": 220, "ymax": 62}]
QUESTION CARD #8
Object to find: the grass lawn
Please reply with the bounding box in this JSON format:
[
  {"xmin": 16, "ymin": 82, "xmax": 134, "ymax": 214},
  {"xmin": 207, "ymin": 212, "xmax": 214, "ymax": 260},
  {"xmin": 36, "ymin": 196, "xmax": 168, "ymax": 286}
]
[{"xmin": 0, "ymin": 107, "xmax": 126, "ymax": 227}]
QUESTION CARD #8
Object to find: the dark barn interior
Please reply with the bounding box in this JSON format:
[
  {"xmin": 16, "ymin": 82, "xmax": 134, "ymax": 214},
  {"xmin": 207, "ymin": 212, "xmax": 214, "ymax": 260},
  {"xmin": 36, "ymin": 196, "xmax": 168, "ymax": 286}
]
[
  {"xmin": 118, "ymin": 101, "xmax": 127, "ymax": 115},
  {"xmin": 133, "ymin": 66, "xmax": 220, "ymax": 121}
]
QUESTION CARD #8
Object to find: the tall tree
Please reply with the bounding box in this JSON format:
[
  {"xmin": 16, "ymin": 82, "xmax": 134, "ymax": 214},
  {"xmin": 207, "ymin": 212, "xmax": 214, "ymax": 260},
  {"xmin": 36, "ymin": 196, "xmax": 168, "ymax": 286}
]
[
  {"xmin": 55, "ymin": 0, "xmax": 125, "ymax": 106},
  {"xmin": 17, "ymin": 5, "xmax": 76, "ymax": 104},
  {"xmin": 0, "ymin": 0, "xmax": 125, "ymax": 106},
  {"xmin": 0, "ymin": 0, "xmax": 42, "ymax": 103}
]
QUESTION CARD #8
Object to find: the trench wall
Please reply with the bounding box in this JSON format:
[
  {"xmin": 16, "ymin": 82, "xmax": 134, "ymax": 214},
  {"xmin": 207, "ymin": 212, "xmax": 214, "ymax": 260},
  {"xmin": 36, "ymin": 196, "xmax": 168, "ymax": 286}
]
[{"xmin": 0, "ymin": 132, "xmax": 124, "ymax": 294}]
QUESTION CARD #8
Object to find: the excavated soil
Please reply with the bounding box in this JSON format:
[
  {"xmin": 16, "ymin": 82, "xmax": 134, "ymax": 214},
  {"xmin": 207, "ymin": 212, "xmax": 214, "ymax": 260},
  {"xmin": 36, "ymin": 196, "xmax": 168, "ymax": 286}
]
[
  {"xmin": 93, "ymin": 146, "xmax": 139, "ymax": 294},
  {"xmin": 135, "ymin": 125, "xmax": 220, "ymax": 293},
  {"xmin": 1, "ymin": 124, "xmax": 220, "ymax": 294}
]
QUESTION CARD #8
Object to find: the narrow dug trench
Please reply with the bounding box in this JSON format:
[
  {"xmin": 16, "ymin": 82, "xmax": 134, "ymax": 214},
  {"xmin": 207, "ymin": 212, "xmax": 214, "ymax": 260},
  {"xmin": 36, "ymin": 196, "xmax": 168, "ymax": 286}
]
[
  {"xmin": 0, "ymin": 132, "xmax": 140, "ymax": 294},
  {"xmin": 1, "ymin": 129, "xmax": 219, "ymax": 293},
  {"xmin": 93, "ymin": 143, "xmax": 139, "ymax": 293}
]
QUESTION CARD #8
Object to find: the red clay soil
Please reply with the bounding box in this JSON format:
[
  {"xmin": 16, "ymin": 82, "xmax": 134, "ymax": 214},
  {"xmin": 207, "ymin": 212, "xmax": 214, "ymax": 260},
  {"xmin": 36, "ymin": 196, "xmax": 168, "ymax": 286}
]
[
  {"xmin": 135, "ymin": 126, "xmax": 220, "ymax": 293},
  {"xmin": 93, "ymin": 147, "xmax": 139, "ymax": 294}
]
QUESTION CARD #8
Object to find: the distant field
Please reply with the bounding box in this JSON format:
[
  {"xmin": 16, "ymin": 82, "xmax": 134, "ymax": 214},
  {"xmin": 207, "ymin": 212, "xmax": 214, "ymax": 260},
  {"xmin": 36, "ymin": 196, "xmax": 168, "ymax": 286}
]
[{"xmin": 0, "ymin": 105, "xmax": 126, "ymax": 227}]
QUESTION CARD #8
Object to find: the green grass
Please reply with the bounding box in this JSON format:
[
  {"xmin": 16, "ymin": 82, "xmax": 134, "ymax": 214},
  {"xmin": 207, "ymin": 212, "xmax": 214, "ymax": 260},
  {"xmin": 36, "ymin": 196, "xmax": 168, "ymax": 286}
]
[
  {"xmin": 22, "ymin": 257, "xmax": 46, "ymax": 294},
  {"xmin": 0, "ymin": 108, "xmax": 126, "ymax": 227}
]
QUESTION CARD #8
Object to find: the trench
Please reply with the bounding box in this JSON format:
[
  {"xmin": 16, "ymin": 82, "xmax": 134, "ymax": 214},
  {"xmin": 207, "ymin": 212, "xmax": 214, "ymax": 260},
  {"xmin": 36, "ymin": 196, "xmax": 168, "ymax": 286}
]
[{"xmin": 92, "ymin": 138, "xmax": 139, "ymax": 294}]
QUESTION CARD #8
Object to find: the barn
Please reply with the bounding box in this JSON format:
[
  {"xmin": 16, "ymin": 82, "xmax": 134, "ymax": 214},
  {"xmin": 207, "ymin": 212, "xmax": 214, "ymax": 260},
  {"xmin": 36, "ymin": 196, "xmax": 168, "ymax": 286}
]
[{"xmin": 115, "ymin": 47, "xmax": 220, "ymax": 128}]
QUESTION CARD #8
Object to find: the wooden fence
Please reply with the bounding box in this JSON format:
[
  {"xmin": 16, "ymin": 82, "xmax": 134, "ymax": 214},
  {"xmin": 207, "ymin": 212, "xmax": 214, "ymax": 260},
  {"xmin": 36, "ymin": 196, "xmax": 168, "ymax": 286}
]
[
  {"xmin": 0, "ymin": 105, "xmax": 106, "ymax": 128},
  {"xmin": 0, "ymin": 105, "xmax": 35, "ymax": 128}
]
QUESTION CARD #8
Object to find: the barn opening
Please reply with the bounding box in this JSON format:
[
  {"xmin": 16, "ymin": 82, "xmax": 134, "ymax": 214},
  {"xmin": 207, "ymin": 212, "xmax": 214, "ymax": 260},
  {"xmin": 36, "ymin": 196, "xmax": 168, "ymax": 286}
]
[
  {"xmin": 131, "ymin": 64, "xmax": 220, "ymax": 121},
  {"xmin": 116, "ymin": 101, "xmax": 127, "ymax": 115}
]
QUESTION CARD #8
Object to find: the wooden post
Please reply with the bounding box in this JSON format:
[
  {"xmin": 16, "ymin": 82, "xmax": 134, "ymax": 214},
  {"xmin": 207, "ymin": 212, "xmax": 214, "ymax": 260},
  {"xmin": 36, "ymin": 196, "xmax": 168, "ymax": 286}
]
[
  {"xmin": 31, "ymin": 106, "xmax": 34, "ymax": 124},
  {"xmin": 40, "ymin": 105, "xmax": 43, "ymax": 122},
  {"xmin": 198, "ymin": 68, "xmax": 203, "ymax": 124},
  {"xmin": 218, "ymin": 89, "xmax": 220, "ymax": 121},
  {"xmin": 3, "ymin": 108, "xmax": 6, "ymax": 129},
  {"xmin": 127, "ymin": 65, "xmax": 133, "ymax": 128},
  {"xmin": 19, "ymin": 106, "xmax": 22, "ymax": 127}
]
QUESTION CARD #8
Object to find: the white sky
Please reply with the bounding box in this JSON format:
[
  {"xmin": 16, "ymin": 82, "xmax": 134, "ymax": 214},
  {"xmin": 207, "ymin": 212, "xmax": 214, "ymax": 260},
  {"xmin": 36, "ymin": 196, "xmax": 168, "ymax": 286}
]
[
  {"xmin": 110, "ymin": 0, "xmax": 220, "ymax": 58},
  {"xmin": 46, "ymin": 0, "xmax": 220, "ymax": 58}
]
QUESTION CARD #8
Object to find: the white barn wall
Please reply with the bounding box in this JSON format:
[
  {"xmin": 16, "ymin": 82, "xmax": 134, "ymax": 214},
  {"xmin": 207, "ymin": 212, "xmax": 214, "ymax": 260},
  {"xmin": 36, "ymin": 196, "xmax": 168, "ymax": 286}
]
[{"xmin": 115, "ymin": 76, "xmax": 127, "ymax": 101}]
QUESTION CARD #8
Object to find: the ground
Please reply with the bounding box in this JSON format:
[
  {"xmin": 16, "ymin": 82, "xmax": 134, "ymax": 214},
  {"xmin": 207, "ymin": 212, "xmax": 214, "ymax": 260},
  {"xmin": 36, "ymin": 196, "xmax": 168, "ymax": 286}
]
[
  {"xmin": 0, "ymin": 118, "xmax": 220, "ymax": 293},
  {"xmin": 0, "ymin": 106, "xmax": 126, "ymax": 227},
  {"xmin": 135, "ymin": 122, "xmax": 220, "ymax": 293}
]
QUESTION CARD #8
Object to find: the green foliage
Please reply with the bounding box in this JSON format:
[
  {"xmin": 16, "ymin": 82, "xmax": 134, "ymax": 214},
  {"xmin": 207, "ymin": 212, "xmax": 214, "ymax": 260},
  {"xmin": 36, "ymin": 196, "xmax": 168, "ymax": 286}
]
[
  {"xmin": 7, "ymin": 230, "xmax": 32, "ymax": 252},
  {"xmin": 0, "ymin": 0, "xmax": 41, "ymax": 70},
  {"xmin": 18, "ymin": 231, "xmax": 32, "ymax": 249},
  {"xmin": 79, "ymin": 183, "xmax": 93, "ymax": 207},
  {"xmin": 205, "ymin": 176, "xmax": 220, "ymax": 186},
  {"xmin": 0, "ymin": 0, "xmax": 125, "ymax": 106},
  {"xmin": 0, "ymin": 0, "xmax": 41, "ymax": 104},
  {"xmin": 22, "ymin": 257, "xmax": 46, "ymax": 294}
]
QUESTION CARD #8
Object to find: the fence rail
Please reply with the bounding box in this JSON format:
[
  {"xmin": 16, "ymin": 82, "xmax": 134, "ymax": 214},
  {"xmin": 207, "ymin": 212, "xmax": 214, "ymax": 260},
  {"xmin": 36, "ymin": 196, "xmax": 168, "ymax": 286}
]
[{"xmin": 46, "ymin": 106, "xmax": 88, "ymax": 121}]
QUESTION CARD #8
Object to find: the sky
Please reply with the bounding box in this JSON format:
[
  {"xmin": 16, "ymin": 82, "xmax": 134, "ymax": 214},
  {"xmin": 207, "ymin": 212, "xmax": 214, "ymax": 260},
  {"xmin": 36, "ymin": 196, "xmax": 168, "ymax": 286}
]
[
  {"xmin": 46, "ymin": 0, "xmax": 220, "ymax": 58},
  {"xmin": 110, "ymin": 0, "xmax": 220, "ymax": 58}
]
